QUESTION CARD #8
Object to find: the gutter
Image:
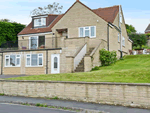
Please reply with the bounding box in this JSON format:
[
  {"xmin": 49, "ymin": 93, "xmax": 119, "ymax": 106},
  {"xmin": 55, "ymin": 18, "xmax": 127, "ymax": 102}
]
[
  {"xmin": 18, "ymin": 32, "xmax": 53, "ymax": 37},
  {"xmin": 128, "ymin": 38, "xmax": 133, "ymax": 43}
]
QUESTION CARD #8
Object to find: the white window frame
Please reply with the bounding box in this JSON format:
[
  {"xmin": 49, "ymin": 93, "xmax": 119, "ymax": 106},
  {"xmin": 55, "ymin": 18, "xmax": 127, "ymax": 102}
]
[
  {"xmin": 29, "ymin": 36, "xmax": 38, "ymax": 50},
  {"xmin": 29, "ymin": 36, "xmax": 45, "ymax": 49},
  {"xmin": 26, "ymin": 53, "xmax": 43, "ymax": 67},
  {"xmin": 79, "ymin": 26, "xmax": 96, "ymax": 38},
  {"xmin": 34, "ymin": 18, "xmax": 46, "ymax": 27},
  {"xmin": 5, "ymin": 55, "xmax": 21, "ymax": 67}
]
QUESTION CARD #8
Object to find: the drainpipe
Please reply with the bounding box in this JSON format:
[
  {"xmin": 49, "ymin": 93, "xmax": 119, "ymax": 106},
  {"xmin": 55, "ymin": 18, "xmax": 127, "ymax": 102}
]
[
  {"xmin": 119, "ymin": 5, "xmax": 123, "ymax": 58},
  {"xmin": 46, "ymin": 50, "xmax": 48, "ymax": 74},
  {"xmin": 1, "ymin": 52, "xmax": 3, "ymax": 75},
  {"xmin": 107, "ymin": 24, "xmax": 109, "ymax": 51}
]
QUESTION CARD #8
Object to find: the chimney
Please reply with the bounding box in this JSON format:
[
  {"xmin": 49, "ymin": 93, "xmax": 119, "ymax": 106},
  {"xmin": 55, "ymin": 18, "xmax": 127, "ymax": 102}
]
[{"xmin": 76, "ymin": 0, "xmax": 79, "ymax": 2}]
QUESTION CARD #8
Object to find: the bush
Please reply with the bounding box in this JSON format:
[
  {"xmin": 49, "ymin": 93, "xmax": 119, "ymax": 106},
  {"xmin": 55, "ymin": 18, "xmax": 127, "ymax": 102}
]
[
  {"xmin": 91, "ymin": 66, "xmax": 100, "ymax": 71},
  {"xmin": 100, "ymin": 49, "xmax": 117, "ymax": 66}
]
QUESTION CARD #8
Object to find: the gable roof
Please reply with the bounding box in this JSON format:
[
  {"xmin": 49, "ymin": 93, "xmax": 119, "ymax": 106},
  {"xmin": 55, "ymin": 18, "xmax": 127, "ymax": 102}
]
[
  {"xmin": 93, "ymin": 6, "xmax": 119, "ymax": 23},
  {"xmin": 18, "ymin": 1, "xmax": 119, "ymax": 36},
  {"xmin": 145, "ymin": 24, "xmax": 150, "ymax": 33}
]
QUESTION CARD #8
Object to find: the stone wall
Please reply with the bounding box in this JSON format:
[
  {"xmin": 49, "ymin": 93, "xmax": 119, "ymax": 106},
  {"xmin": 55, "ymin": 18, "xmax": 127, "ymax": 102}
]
[{"xmin": 0, "ymin": 80, "xmax": 150, "ymax": 109}]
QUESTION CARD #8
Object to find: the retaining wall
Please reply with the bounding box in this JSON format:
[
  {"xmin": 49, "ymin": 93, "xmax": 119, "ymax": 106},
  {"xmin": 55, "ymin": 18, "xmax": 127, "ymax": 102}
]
[{"xmin": 0, "ymin": 80, "xmax": 150, "ymax": 109}]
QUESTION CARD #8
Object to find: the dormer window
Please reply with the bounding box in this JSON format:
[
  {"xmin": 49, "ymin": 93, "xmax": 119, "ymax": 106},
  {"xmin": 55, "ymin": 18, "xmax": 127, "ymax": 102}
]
[{"xmin": 34, "ymin": 18, "xmax": 46, "ymax": 27}]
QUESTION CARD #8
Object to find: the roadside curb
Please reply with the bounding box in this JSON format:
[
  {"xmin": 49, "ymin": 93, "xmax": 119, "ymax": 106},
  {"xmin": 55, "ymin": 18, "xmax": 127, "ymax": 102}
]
[{"xmin": 0, "ymin": 100, "xmax": 107, "ymax": 113}]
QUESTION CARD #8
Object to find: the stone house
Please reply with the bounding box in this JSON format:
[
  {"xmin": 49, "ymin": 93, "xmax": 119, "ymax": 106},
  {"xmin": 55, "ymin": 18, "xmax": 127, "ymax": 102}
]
[
  {"xmin": 145, "ymin": 24, "xmax": 150, "ymax": 46},
  {"xmin": 0, "ymin": 0, "xmax": 132, "ymax": 75}
]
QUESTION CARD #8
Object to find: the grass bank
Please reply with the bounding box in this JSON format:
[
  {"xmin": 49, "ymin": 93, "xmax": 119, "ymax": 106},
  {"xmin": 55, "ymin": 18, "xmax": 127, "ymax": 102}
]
[{"xmin": 7, "ymin": 55, "xmax": 150, "ymax": 83}]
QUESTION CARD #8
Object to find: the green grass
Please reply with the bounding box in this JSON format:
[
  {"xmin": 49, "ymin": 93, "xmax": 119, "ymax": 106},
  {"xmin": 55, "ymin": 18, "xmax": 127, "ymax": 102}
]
[{"xmin": 7, "ymin": 55, "xmax": 150, "ymax": 83}]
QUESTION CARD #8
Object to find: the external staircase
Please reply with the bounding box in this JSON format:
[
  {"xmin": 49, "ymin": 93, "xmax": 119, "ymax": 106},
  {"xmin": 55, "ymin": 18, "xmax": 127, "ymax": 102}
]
[{"xmin": 74, "ymin": 48, "xmax": 94, "ymax": 72}]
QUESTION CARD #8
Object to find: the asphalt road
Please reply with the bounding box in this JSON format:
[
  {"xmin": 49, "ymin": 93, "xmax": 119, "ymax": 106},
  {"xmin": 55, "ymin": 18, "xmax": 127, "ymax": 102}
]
[
  {"xmin": 0, "ymin": 96, "xmax": 150, "ymax": 113},
  {"xmin": 0, "ymin": 103, "xmax": 76, "ymax": 113}
]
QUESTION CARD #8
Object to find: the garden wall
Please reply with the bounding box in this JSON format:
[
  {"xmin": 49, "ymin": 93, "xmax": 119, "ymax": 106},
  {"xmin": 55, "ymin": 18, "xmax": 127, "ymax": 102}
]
[{"xmin": 0, "ymin": 80, "xmax": 150, "ymax": 109}]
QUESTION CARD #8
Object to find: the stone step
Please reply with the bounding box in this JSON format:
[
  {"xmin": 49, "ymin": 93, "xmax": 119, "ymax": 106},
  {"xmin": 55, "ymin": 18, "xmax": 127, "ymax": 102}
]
[{"xmin": 75, "ymin": 58, "xmax": 84, "ymax": 72}]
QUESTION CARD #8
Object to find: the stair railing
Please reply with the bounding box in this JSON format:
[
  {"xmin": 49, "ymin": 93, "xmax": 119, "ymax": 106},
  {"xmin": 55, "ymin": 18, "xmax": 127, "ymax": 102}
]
[{"xmin": 74, "ymin": 43, "xmax": 87, "ymax": 70}]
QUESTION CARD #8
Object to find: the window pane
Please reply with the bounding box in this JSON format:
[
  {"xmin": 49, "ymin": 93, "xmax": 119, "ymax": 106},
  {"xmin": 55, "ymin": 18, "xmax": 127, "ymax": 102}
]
[
  {"xmin": 30, "ymin": 37, "xmax": 38, "ymax": 49},
  {"xmin": 54, "ymin": 57, "xmax": 58, "ymax": 69},
  {"xmin": 39, "ymin": 57, "xmax": 42, "ymax": 66},
  {"xmin": 10, "ymin": 55, "xmax": 16, "ymax": 66},
  {"xmin": 27, "ymin": 58, "xmax": 30, "ymax": 66},
  {"xmin": 39, "ymin": 54, "xmax": 42, "ymax": 56},
  {"xmin": 17, "ymin": 55, "xmax": 20, "ymax": 57},
  {"xmin": 91, "ymin": 27, "xmax": 95, "ymax": 37},
  {"xmin": 16, "ymin": 58, "xmax": 20, "ymax": 65},
  {"xmin": 27, "ymin": 55, "xmax": 30, "ymax": 57},
  {"xmin": 39, "ymin": 36, "xmax": 45, "ymax": 47},
  {"xmin": 42, "ymin": 18, "xmax": 46, "ymax": 26},
  {"xmin": 6, "ymin": 59, "xmax": 9, "ymax": 66},
  {"xmin": 85, "ymin": 30, "xmax": 89, "ymax": 37},
  {"xmin": 80, "ymin": 28, "xmax": 84, "ymax": 37},
  {"xmin": 85, "ymin": 27, "xmax": 89, "ymax": 29},
  {"xmin": 31, "ymin": 54, "xmax": 38, "ymax": 66}
]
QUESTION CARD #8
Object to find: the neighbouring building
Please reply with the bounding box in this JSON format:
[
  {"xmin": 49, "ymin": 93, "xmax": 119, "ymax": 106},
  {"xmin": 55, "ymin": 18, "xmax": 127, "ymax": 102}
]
[
  {"xmin": 0, "ymin": 0, "xmax": 132, "ymax": 75},
  {"xmin": 145, "ymin": 24, "xmax": 150, "ymax": 46}
]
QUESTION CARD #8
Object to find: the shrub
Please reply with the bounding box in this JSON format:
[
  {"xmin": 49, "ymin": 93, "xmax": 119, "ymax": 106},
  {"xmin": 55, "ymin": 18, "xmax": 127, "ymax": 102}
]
[
  {"xmin": 91, "ymin": 66, "xmax": 100, "ymax": 71},
  {"xmin": 100, "ymin": 49, "xmax": 117, "ymax": 66}
]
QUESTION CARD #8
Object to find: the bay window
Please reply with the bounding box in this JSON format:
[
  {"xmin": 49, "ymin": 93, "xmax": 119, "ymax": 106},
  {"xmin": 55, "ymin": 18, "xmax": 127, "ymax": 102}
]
[
  {"xmin": 26, "ymin": 54, "xmax": 43, "ymax": 67},
  {"xmin": 79, "ymin": 26, "xmax": 96, "ymax": 38},
  {"xmin": 5, "ymin": 55, "xmax": 21, "ymax": 67}
]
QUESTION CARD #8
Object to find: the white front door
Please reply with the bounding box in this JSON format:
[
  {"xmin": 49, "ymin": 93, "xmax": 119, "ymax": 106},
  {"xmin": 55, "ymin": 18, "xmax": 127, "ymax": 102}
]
[{"xmin": 51, "ymin": 54, "xmax": 60, "ymax": 74}]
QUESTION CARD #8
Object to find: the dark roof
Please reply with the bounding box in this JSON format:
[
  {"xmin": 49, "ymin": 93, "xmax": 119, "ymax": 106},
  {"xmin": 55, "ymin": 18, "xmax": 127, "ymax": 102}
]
[
  {"xmin": 18, "ymin": 1, "xmax": 119, "ymax": 36},
  {"xmin": 145, "ymin": 24, "xmax": 150, "ymax": 33}
]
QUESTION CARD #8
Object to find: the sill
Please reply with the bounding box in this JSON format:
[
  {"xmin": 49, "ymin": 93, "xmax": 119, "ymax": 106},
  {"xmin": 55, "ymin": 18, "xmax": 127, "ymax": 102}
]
[
  {"xmin": 122, "ymin": 45, "xmax": 125, "ymax": 48},
  {"xmin": 118, "ymin": 41, "xmax": 120, "ymax": 43},
  {"xmin": 25, "ymin": 66, "xmax": 43, "ymax": 68},
  {"xmin": 33, "ymin": 26, "xmax": 47, "ymax": 29},
  {"xmin": 90, "ymin": 37, "xmax": 96, "ymax": 38},
  {"xmin": 5, "ymin": 66, "xmax": 20, "ymax": 68}
]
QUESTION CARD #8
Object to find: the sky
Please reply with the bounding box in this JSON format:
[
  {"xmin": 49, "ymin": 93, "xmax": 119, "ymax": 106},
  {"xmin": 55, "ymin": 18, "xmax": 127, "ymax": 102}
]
[{"xmin": 0, "ymin": 0, "xmax": 150, "ymax": 33}]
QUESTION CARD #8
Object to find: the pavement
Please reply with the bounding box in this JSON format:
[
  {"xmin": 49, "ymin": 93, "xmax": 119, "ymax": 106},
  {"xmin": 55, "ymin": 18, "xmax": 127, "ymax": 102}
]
[
  {"xmin": 0, "ymin": 96, "xmax": 150, "ymax": 113},
  {"xmin": 0, "ymin": 75, "xmax": 29, "ymax": 78},
  {"xmin": 0, "ymin": 103, "xmax": 75, "ymax": 113}
]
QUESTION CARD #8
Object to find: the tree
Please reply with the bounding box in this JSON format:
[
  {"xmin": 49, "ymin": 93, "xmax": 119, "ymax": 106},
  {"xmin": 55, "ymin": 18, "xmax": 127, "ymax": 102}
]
[
  {"xmin": 30, "ymin": 2, "xmax": 63, "ymax": 16},
  {"xmin": 125, "ymin": 24, "xmax": 137, "ymax": 34},
  {"xmin": 128, "ymin": 33, "xmax": 147, "ymax": 49},
  {"xmin": 0, "ymin": 21, "xmax": 25, "ymax": 48},
  {"xmin": 0, "ymin": 19, "xmax": 10, "ymax": 22}
]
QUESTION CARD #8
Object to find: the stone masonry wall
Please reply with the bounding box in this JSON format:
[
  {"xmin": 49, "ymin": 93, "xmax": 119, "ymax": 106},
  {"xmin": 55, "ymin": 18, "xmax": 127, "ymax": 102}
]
[{"xmin": 0, "ymin": 80, "xmax": 150, "ymax": 109}]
